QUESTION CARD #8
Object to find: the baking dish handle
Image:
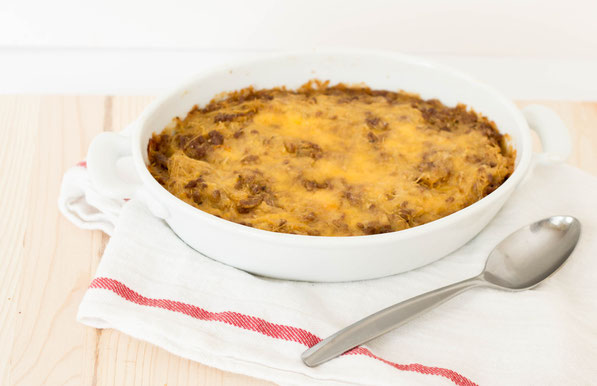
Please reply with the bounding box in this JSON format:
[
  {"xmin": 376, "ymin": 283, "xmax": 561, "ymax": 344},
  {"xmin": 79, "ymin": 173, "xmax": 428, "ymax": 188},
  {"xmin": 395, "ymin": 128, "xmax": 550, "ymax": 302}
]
[
  {"xmin": 522, "ymin": 104, "xmax": 571, "ymax": 163},
  {"xmin": 87, "ymin": 131, "xmax": 142, "ymax": 199}
]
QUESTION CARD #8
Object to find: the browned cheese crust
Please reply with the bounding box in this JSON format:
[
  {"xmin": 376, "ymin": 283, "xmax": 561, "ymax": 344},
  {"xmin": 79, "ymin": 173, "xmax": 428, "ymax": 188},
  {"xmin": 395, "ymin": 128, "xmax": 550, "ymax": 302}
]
[{"xmin": 148, "ymin": 80, "xmax": 515, "ymax": 236}]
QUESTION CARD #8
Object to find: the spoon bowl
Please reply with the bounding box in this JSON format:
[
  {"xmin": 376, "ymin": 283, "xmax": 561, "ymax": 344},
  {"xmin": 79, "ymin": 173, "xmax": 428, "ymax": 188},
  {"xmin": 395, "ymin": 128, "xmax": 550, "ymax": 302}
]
[
  {"xmin": 482, "ymin": 215, "xmax": 581, "ymax": 290},
  {"xmin": 302, "ymin": 216, "xmax": 581, "ymax": 367}
]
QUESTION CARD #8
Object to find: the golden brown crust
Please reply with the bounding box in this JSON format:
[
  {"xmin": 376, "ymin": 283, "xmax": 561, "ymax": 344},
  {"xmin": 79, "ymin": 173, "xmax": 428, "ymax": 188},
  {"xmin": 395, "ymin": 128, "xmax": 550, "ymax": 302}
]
[{"xmin": 148, "ymin": 80, "xmax": 515, "ymax": 236}]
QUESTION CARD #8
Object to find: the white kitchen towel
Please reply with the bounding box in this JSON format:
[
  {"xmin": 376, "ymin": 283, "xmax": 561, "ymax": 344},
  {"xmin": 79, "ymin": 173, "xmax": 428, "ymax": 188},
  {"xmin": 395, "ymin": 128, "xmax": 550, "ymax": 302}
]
[{"xmin": 60, "ymin": 160, "xmax": 597, "ymax": 386}]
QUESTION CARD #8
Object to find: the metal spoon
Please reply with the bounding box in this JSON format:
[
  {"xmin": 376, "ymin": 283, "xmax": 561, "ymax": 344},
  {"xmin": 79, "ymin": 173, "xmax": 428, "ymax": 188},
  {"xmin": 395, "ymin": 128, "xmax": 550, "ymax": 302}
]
[{"xmin": 302, "ymin": 215, "xmax": 581, "ymax": 367}]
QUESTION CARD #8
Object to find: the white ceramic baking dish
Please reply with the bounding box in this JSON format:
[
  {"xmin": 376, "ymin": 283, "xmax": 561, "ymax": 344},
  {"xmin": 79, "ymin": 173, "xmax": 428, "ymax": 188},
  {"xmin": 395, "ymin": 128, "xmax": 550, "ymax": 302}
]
[{"xmin": 87, "ymin": 50, "xmax": 571, "ymax": 282}]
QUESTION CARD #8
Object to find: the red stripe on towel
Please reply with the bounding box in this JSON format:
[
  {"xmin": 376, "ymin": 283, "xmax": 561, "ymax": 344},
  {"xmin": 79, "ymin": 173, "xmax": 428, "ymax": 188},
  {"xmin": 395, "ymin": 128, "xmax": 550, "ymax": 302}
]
[
  {"xmin": 89, "ymin": 277, "xmax": 477, "ymax": 386},
  {"xmin": 77, "ymin": 160, "xmax": 87, "ymax": 168}
]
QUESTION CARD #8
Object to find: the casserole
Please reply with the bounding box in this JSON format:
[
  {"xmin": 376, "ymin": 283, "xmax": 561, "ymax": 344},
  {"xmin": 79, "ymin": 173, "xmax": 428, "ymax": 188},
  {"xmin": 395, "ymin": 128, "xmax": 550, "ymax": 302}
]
[
  {"xmin": 87, "ymin": 50, "xmax": 571, "ymax": 282},
  {"xmin": 146, "ymin": 82, "xmax": 516, "ymax": 236}
]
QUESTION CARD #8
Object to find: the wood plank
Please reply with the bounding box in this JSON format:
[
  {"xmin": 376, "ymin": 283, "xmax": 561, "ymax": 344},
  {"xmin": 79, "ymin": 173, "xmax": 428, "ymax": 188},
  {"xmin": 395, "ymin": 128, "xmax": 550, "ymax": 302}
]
[
  {"xmin": 7, "ymin": 96, "xmax": 106, "ymax": 385},
  {"xmin": 0, "ymin": 96, "xmax": 41, "ymax": 386},
  {"xmin": 0, "ymin": 97, "xmax": 594, "ymax": 386}
]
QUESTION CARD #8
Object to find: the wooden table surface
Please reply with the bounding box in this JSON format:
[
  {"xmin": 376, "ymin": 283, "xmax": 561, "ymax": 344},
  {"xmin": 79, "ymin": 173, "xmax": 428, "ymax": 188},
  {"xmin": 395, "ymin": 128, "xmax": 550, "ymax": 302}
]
[{"xmin": 0, "ymin": 97, "xmax": 595, "ymax": 385}]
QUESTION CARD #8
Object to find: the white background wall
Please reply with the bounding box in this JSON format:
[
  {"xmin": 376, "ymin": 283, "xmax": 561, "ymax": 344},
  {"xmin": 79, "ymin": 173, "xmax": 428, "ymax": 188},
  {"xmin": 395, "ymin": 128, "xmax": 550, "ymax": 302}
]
[{"xmin": 1, "ymin": 0, "xmax": 596, "ymax": 98}]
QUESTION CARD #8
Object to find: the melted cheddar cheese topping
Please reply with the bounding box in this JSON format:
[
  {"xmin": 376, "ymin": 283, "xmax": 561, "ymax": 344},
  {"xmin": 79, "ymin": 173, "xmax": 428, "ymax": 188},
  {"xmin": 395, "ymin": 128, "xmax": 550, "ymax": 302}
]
[{"xmin": 148, "ymin": 81, "xmax": 515, "ymax": 236}]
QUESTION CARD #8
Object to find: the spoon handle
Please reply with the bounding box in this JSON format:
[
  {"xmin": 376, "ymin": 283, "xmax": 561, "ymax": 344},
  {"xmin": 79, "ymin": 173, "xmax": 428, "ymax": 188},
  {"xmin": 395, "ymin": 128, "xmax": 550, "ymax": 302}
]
[{"xmin": 301, "ymin": 276, "xmax": 485, "ymax": 367}]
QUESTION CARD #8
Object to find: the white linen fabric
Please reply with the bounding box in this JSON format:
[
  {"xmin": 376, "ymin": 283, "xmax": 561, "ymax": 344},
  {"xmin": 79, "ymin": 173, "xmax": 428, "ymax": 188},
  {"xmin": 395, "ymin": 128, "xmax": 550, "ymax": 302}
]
[{"xmin": 59, "ymin": 159, "xmax": 597, "ymax": 386}]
